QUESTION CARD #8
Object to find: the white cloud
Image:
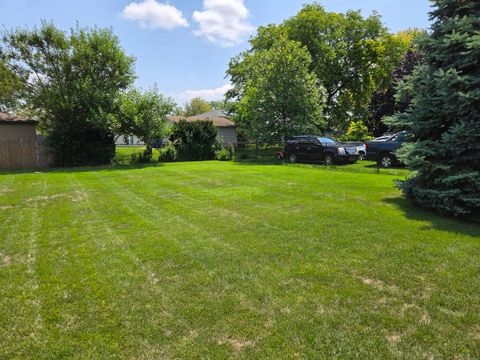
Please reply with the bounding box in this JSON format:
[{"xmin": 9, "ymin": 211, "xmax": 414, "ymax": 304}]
[
  {"xmin": 193, "ymin": 0, "xmax": 254, "ymax": 47},
  {"xmin": 122, "ymin": 0, "xmax": 189, "ymax": 30},
  {"xmin": 179, "ymin": 84, "xmax": 232, "ymax": 103}
]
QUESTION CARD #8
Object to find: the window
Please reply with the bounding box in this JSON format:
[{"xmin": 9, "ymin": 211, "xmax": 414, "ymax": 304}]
[{"xmin": 317, "ymin": 137, "xmax": 336, "ymax": 146}]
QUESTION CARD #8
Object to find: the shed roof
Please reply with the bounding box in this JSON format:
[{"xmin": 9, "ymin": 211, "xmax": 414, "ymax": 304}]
[{"xmin": 0, "ymin": 112, "xmax": 38, "ymax": 125}]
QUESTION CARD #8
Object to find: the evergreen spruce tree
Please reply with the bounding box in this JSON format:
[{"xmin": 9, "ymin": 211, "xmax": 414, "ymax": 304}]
[{"xmin": 386, "ymin": 0, "xmax": 480, "ymax": 218}]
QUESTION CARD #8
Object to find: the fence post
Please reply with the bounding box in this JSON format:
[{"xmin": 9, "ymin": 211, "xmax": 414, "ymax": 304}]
[{"xmin": 376, "ymin": 152, "xmax": 380, "ymax": 174}]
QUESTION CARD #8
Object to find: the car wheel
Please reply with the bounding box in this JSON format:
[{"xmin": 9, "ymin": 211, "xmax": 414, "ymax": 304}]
[
  {"xmin": 359, "ymin": 152, "xmax": 365, "ymax": 161},
  {"xmin": 289, "ymin": 154, "xmax": 297, "ymax": 164},
  {"xmin": 380, "ymin": 154, "xmax": 394, "ymax": 168},
  {"xmin": 324, "ymin": 153, "xmax": 334, "ymax": 166}
]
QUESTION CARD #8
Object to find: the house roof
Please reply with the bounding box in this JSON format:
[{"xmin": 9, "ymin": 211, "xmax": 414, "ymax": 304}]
[
  {"xmin": 166, "ymin": 111, "xmax": 235, "ymax": 128},
  {"xmin": 0, "ymin": 112, "xmax": 38, "ymax": 125},
  {"xmin": 189, "ymin": 110, "xmax": 229, "ymax": 119}
]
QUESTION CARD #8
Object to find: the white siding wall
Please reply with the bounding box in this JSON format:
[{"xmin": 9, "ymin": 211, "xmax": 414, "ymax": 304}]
[
  {"xmin": 218, "ymin": 127, "xmax": 237, "ymax": 146},
  {"xmin": 115, "ymin": 136, "xmax": 144, "ymax": 146}
]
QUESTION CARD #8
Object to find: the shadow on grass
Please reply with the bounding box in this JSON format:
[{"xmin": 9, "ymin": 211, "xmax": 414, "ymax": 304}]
[
  {"xmin": 0, "ymin": 162, "xmax": 166, "ymax": 176},
  {"xmin": 232, "ymin": 159, "xmax": 285, "ymax": 166},
  {"xmin": 383, "ymin": 197, "xmax": 480, "ymax": 237},
  {"xmin": 231, "ymin": 160, "xmax": 407, "ymax": 178},
  {"xmin": 232, "ymin": 159, "xmax": 360, "ymax": 167}
]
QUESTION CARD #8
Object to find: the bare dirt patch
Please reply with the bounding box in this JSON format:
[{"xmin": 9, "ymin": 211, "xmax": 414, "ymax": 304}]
[
  {"xmin": 0, "ymin": 252, "xmax": 12, "ymax": 267},
  {"xmin": 24, "ymin": 191, "xmax": 88, "ymax": 204},
  {"xmin": 386, "ymin": 333, "xmax": 403, "ymax": 345},
  {"xmin": 361, "ymin": 276, "xmax": 398, "ymax": 293},
  {"xmin": 0, "ymin": 205, "xmax": 18, "ymax": 210},
  {"xmin": 218, "ymin": 338, "xmax": 256, "ymax": 352},
  {"xmin": 71, "ymin": 191, "xmax": 88, "ymax": 202}
]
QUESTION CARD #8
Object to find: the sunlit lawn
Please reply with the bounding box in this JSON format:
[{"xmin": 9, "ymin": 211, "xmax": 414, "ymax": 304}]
[
  {"xmin": 114, "ymin": 146, "xmax": 161, "ymax": 165},
  {"xmin": 0, "ymin": 160, "xmax": 479, "ymax": 359}
]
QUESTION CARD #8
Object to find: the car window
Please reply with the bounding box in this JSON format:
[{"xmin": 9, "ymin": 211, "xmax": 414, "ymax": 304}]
[
  {"xmin": 317, "ymin": 137, "xmax": 336, "ymax": 146},
  {"xmin": 391, "ymin": 133, "xmax": 406, "ymax": 142}
]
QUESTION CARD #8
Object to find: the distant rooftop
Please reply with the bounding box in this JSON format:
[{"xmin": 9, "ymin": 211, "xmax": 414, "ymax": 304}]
[
  {"xmin": 189, "ymin": 110, "xmax": 229, "ymax": 119},
  {"xmin": 166, "ymin": 110, "xmax": 235, "ymax": 128},
  {"xmin": 0, "ymin": 112, "xmax": 38, "ymax": 125}
]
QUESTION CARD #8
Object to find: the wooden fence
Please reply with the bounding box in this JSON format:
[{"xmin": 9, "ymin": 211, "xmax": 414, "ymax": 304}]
[{"xmin": 0, "ymin": 139, "xmax": 51, "ymax": 170}]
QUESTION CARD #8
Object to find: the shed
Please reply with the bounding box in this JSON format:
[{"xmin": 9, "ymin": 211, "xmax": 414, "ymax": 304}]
[
  {"xmin": 0, "ymin": 113, "xmax": 50, "ymax": 169},
  {"xmin": 0, "ymin": 112, "xmax": 38, "ymax": 140}
]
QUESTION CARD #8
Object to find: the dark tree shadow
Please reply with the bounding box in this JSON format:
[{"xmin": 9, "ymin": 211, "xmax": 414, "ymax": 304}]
[
  {"xmin": 232, "ymin": 159, "xmax": 358, "ymax": 167},
  {"xmin": 383, "ymin": 197, "xmax": 480, "ymax": 237},
  {"xmin": 0, "ymin": 162, "xmax": 166, "ymax": 176},
  {"xmin": 232, "ymin": 159, "xmax": 286, "ymax": 166}
]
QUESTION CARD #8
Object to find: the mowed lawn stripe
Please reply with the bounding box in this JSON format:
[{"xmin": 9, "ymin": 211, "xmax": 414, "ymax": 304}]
[
  {"xmin": 135, "ymin": 163, "xmax": 480, "ymax": 358},
  {"xmin": 0, "ymin": 162, "xmax": 479, "ymax": 359},
  {"xmin": 77, "ymin": 165, "xmax": 478, "ymax": 358},
  {"xmin": 81, "ymin": 163, "xmax": 480, "ymax": 358},
  {"xmin": 0, "ymin": 175, "xmax": 48, "ymax": 358},
  {"xmin": 86, "ymin": 167, "xmax": 302, "ymax": 358},
  {"xmin": 70, "ymin": 169, "xmax": 236, "ymax": 358},
  {"xmin": 26, "ymin": 173, "xmax": 129, "ymax": 358},
  {"xmin": 74, "ymin": 170, "xmax": 201, "ymax": 358}
]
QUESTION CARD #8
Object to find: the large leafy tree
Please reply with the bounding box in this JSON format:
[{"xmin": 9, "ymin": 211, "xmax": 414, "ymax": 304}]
[
  {"xmin": 0, "ymin": 59, "xmax": 24, "ymax": 112},
  {"xmin": 369, "ymin": 48, "xmax": 424, "ymax": 136},
  {"xmin": 118, "ymin": 86, "xmax": 175, "ymax": 160},
  {"xmin": 228, "ymin": 38, "xmax": 325, "ymax": 143},
  {"xmin": 0, "ymin": 22, "xmax": 135, "ymax": 166},
  {"xmin": 229, "ymin": 3, "xmax": 407, "ymax": 132},
  {"xmin": 386, "ymin": 0, "xmax": 480, "ymax": 218},
  {"xmin": 184, "ymin": 97, "xmax": 213, "ymax": 117}
]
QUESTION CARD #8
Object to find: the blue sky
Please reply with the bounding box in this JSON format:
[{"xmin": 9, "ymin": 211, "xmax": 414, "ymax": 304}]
[{"xmin": 0, "ymin": 0, "xmax": 432, "ymax": 104}]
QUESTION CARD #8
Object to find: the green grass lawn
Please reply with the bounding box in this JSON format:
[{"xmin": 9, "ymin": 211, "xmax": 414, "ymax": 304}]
[
  {"xmin": 114, "ymin": 146, "xmax": 161, "ymax": 165},
  {"xmin": 1, "ymin": 160, "xmax": 479, "ymax": 359}
]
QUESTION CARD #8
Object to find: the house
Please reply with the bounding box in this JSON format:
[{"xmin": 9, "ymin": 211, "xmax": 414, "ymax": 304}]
[
  {"xmin": 0, "ymin": 112, "xmax": 38, "ymax": 140},
  {"xmin": 167, "ymin": 110, "xmax": 238, "ymax": 146},
  {"xmin": 0, "ymin": 112, "xmax": 50, "ymax": 169},
  {"xmin": 115, "ymin": 135, "xmax": 144, "ymax": 146}
]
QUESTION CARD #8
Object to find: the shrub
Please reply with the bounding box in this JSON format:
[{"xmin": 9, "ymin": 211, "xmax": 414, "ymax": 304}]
[
  {"xmin": 158, "ymin": 144, "xmax": 177, "ymax": 162},
  {"xmin": 169, "ymin": 120, "xmax": 220, "ymax": 161},
  {"xmin": 340, "ymin": 120, "xmax": 373, "ymax": 141},
  {"xmin": 215, "ymin": 146, "xmax": 234, "ymax": 161},
  {"xmin": 130, "ymin": 151, "xmax": 152, "ymax": 164}
]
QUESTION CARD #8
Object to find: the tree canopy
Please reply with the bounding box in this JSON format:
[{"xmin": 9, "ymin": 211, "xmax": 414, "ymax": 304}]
[
  {"xmin": 228, "ymin": 3, "xmax": 411, "ymax": 134},
  {"xmin": 0, "ymin": 22, "xmax": 136, "ymax": 166},
  {"xmin": 184, "ymin": 97, "xmax": 213, "ymax": 117},
  {"xmin": 0, "ymin": 59, "xmax": 24, "ymax": 112},
  {"xmin": 369, "ymin": 47, "xmax": 424, "ymax": 136},
  {"xmin": 117, "ymin": 86, "xmax": 175, "ymax": 160},
  {"xmin": 229, "ymin": 38, "xmax": 325, "ymax": 142}
]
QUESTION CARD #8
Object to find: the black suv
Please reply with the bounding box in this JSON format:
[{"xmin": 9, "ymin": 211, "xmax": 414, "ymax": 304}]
[{"xmin": 283, "ymin": 136, "xmax": 359, "ymax": 165}]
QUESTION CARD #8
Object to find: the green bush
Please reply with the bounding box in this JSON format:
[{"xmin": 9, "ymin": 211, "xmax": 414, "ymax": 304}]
[
  {"xmin": 48, "ymin": 126, "xmax": 116, "ymax": 166},
  {"xmin": 158, "ymin": 144, "xmax": 178, "ymax": 162},
  {"xmin": 215, "ymin": 147, "xmax": 234, "ymax": 161},
  {"xmin": 340, "ymin": 120, "xmax": 373, "ymax": 141},
  {"xmin": 169, "ymin": 120, "xmax": 220, "ymax": 161},
  {"xmin": 130, "ymin": 151, "xmax": 152, "ymax": 164}
]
